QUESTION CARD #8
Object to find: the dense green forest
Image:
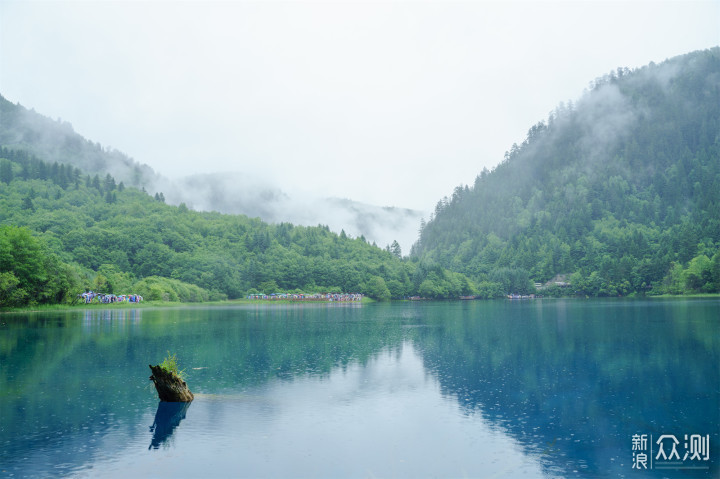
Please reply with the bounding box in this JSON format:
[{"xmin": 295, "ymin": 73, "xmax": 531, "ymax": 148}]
[
  {"xmin": 0, "ymin": 147, "xmax": 475, "ymax": 306},
  {"xmin": 412, "ymin": 48, "xmax": 720, "ymax": 297}
]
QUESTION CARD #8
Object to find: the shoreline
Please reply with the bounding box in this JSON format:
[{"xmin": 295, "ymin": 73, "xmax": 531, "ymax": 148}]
[
  {"xmin": 0, "ymin": 296, "xmax": 376, "ymax": 314},
  {"xmin": 3, "ymin": 293, "xmax": 719, "ymax": 314}
]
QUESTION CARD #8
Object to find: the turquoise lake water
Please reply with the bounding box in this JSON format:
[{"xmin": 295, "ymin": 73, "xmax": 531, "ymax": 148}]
[{"xmin": 1, "ymin": 299, "xmax": 718, "ymax": 478}]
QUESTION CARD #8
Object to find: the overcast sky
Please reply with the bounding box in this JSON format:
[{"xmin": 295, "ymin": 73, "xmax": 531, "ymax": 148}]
[{"xmin": 1, "ymin": 1, "xmax": 718, "ymax": 211}]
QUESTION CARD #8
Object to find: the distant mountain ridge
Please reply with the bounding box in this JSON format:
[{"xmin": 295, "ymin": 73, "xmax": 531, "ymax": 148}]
[
  {"xmin": 413, "ymin": 48, "xmax": 720, "ymax": 296},
  {"xmin": 0, "ymin": 94, "xmax": 423, "ymax": 251}
]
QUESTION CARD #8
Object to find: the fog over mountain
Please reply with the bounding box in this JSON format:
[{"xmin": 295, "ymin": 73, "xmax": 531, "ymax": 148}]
[
  {"xmin": 0, "ymin": 95, "xmax": 156, "ymax": 187},
  {"xmin": 156, "ymin": 172, "xmax": 424, "ymax": 253},
  {"xmin": 0, "ymin": 93, "xmax": 423, "ymax": 252},
  {"xmin": 2, "ymin": 2, "xmax": 717, "ymax": 214}
]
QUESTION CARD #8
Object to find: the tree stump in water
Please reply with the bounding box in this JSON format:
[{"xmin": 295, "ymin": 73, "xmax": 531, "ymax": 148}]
[{"xmin": 149, "ymin": 364, "xmax": 194, "ymax": 402}]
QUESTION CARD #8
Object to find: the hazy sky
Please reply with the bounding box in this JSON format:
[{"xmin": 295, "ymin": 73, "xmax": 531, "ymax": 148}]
[{"xmin": 1, "ymin": 1, "xmax": 718, "ymax": 211}]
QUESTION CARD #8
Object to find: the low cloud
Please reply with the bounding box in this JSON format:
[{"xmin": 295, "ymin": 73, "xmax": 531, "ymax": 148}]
[{"xmin": 157, "ymin": 173, "xmax": 425, "ymax": 255}]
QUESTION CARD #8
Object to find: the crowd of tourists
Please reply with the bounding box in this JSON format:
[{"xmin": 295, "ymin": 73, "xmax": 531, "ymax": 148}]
[
  {"xmin": 247, "ymin": 292, "xmax": 363, "ymax": 302},
  {"xmin": 80, "ymin": 291, "xmax": 144, "ymax": 304}
]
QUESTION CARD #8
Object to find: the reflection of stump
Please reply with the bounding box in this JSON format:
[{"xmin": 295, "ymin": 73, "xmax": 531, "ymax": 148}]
[
  {"xmin": 149, "ymin": 401, "xmax": 191, "ymax": 449},
  {"xmin": 149, "ymin": 364, "xmax": 194, "ymax": 402}
]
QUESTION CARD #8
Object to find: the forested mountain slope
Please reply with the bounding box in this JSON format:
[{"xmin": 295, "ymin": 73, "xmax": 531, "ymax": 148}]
[
  {"xmin": 413, "ymin": 48, "xmax": 720, "ymax": 296},
  {"xmin": 0, "ymin": 94, "xmax": 157, "ymax": 188},
  {"xmin": 0, "ymin": 147, "xmax": 473, "ymax": 306},
  {"xmin": 0, "ymin": 94, "xmax": 422, "ymax": 251}
]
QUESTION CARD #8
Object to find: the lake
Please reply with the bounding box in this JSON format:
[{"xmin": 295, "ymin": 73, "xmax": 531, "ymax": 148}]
[{"xmin": 0, "ymin": 299, "xmax": 718, "ymax": 478}]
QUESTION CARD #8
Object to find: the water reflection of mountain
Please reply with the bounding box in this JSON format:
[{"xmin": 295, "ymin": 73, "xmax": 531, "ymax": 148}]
[
  {"xmin": 149, "ymin": 401, "xmax": 192, "ymax": 450},
  {"xmin": 412, "ymin": 299, "xmax": 719, "ymax": 478}
]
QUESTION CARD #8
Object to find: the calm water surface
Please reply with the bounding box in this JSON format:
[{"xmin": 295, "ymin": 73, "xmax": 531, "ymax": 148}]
[{"xmin": 0, "ymin": 299, "xmax": 718, "ymax": 478}]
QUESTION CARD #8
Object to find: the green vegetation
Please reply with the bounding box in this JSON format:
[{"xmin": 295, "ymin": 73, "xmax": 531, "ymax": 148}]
[
  {"xmin": 133, "ymin": 276, "xmax": 211, "ymax": 303},
  {"xmin": 0, "ymin": 147, "xmax": 474, "ymax": 307},
  {"xmin": 413, "ymin": 48, "xmax": 720, "ymax": 297},
  {"xmin": 159, "ymin": 351, "xmax": 184, "ymax": 380},
  {"xmin": 0, "ymin": 224, "xmax": 80, "ymax": 306}
]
